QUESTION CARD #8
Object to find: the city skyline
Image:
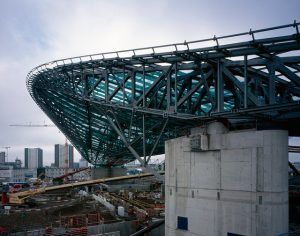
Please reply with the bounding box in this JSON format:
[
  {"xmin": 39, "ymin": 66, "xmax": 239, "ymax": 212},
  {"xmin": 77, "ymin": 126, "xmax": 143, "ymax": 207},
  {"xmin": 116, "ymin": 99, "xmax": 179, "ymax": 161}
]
[
  {"xmin": 0, "ymin": 0, "xmax": 299, "ymax": 165},
  {"xmin": 1, "ymin": 143, "xmax": 80, "ymax": 167}
]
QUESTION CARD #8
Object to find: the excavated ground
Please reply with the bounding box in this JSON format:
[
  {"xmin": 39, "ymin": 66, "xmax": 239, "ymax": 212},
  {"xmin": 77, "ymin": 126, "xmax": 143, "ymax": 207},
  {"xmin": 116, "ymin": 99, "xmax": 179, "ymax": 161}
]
[{"xmin": 0, "ymin": 196, "xmax": 116, "ymax": 233}]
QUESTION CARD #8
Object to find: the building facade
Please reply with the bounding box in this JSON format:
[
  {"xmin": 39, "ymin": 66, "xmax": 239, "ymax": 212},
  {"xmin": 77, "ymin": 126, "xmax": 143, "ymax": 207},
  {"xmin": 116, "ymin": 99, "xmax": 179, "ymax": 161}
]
[
  {"xmin": 24, "ymin": 148, "xmax": 43, "ymax": 169},
  {"xmin": 45, "ymin": 167, "xmax": 91, "ymax": 181},
  {"xmin": 79, "ymin": 158, "xmax": 88, "ymax": 168},
  {"xmin": 54, "ymin": 144, "xmax": 74, "ymax": 168},
  {"xmin": 73, "ymin": 162, "xmax": 79, "ymax": 169},
  {"xmin": 45, "ymin": 167, "xmax": 72, "ymax": 179},
  {"xmin": 0, "ymin": 152, "xmax": 5, "ymax": 164},
  {"xmin": 0, "ymin": 165, "xmax": 26, "ymax": 182}
]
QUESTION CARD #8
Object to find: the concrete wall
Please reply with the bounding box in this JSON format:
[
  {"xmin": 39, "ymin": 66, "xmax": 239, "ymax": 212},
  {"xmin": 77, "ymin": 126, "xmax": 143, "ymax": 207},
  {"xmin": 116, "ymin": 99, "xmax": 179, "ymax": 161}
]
[
  {"xmin": 101, "ymin": 183, "xmax": 151, "ymax": 192},
  {"xmin": 92, "ymin": 167, "xmax": 127, "ymax": 179},
  {"xmin": 165, "ymin": 122, "xmax": 288, "ymax": 236}
]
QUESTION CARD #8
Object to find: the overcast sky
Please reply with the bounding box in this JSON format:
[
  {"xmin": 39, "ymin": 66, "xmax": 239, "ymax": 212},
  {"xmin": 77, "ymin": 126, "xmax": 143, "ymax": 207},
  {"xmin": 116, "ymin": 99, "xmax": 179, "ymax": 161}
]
[{"xmin": 0, "ymin": 0, "xmax": 299, "ymax": 166}]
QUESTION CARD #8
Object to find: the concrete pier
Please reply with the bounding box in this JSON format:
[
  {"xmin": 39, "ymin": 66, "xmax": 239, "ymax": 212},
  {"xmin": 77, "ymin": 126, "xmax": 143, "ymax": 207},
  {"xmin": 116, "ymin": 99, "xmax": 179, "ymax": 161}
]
[{"xmin": 165, "ymin": 122, "xmax": 288, "ymax": 236}]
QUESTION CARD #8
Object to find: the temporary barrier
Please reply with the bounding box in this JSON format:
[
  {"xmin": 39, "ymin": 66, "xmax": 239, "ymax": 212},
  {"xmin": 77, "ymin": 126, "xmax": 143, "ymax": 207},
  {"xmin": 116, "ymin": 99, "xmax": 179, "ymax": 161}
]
[
  {"xmin": 8, "ymin": 220, "xmax": 138, "ymax": 236},
  {"xmin": 61, "ymin": 213, "xmax": 103, "ymax": 228}
]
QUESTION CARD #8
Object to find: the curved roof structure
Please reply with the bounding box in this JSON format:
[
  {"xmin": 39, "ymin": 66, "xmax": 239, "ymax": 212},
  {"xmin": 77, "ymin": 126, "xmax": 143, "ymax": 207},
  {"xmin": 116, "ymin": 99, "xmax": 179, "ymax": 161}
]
[{"xmin": 27, "ymin": 22, "xmax": 300, "ymax": 166}]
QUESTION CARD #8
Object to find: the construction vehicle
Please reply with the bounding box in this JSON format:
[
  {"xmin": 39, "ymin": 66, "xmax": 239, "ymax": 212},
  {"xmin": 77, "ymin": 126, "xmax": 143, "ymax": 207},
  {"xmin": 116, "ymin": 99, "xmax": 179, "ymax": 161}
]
[
  {"xmin": 7, "ymin": 172, "xmax": 164, "ymax": 205},
  {"xmin": 0, "ymin": 182, "xmax": 9, "ymax": 204},
  {"xmin": 52, "ymin": 167, "xmax": 91, "ymax": 185}
]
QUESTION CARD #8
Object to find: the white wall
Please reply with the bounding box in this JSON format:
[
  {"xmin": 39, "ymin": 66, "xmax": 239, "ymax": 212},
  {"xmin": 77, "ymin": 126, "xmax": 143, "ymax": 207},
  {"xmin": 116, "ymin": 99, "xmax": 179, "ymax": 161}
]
[{"xmin": 165, "ymin": 123, "xmax": 288, "ymax": 236}]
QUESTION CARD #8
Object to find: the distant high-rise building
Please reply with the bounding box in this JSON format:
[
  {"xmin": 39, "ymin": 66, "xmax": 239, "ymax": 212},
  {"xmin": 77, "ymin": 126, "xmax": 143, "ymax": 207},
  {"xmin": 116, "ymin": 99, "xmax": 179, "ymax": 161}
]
[
  {"xmin": 0, "ymin": 164, "xmax": 26, "ymax": 182},
  {"xmin": 0, "ymin": 152, "xmax": 5, "ymax": 164},
  {"xmin": 73, "ymin": 162, "xmax": 80, "ymax": 169},
  {"xmin": 14, "ymin": 158, "xmax": 22, "ymax": 169},
  {"xmin": 79, "ymin": 157, "xmax": 88, "ymax": 168},
  {"xmin": 24, "ymin": 148, "xmax": 43, "ymax": 168},
  {"xmin": 54, "ymin": 144, "xmax": 74, "ymax": 168}
]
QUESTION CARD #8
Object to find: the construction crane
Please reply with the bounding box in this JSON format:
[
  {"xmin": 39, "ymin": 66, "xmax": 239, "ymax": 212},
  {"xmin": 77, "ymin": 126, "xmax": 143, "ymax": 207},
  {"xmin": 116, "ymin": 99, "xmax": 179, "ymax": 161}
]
[
  {"xmin": 9, "ymin": 123, "xmax": 55, "ymax": 127},
  {"xmin": 9, "ymin": 122, "xmax": 70, "ymax": 174}
]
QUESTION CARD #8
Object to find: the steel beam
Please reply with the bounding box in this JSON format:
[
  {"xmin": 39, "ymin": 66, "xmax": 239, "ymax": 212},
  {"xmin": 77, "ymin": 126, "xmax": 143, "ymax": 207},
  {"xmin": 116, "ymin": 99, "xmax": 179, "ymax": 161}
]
[
  {"xmin": 105, "ymin": 113, "xmax": 163, "ymax": 180},
  {"xmin": 216, "ymin": 59, "xmax": 224, "ymax": 112},
  {"xmin": 27, "ymin": 22, "xmax": 300, "ymax": 166},
  {"xmin": 244, "ymin": 55, "xmax": 248, "ymax": 108}
]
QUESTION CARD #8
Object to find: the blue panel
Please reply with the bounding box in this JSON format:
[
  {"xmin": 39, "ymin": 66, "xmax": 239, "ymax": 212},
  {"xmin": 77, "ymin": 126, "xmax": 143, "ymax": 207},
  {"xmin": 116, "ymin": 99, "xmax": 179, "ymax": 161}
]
[
  {"xmin": 228, "ymin": 233, "xmax": 245, "ymax": 236},
  {"xmin": 177, "ymin": 216, "xmax": 188, "ymax": 230}
]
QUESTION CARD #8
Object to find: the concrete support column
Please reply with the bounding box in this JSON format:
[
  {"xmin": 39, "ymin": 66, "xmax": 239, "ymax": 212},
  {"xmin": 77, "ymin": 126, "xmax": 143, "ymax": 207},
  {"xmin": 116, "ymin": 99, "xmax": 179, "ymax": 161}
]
[{"xmin": 165, "ymin": 122, "xmax": 288, "ymax": 236}]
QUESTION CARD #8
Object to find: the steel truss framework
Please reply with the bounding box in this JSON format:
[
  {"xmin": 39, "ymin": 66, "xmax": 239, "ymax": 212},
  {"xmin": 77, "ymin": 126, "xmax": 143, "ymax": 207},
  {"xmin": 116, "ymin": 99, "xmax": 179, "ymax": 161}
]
[{"xmin": 27, "ymin": 22, "xmax": 300, "ymax": 166}]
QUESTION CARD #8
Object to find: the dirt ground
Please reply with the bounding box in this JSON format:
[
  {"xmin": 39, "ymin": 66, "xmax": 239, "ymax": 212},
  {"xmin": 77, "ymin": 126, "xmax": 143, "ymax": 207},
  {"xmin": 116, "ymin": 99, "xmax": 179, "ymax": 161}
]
[{"xmin": 0, "ymin": 197, "xmax": 116, "ymax": 233}]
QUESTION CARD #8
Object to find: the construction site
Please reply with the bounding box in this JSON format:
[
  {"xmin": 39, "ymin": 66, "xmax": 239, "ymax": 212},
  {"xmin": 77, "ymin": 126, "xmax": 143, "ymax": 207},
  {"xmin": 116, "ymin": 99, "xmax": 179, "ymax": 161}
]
[
  {"xmin": 1, "ymin": 22, "xmax": 300, "ymax": 235},
  {"xmin": 0, "ymin": 170, "xmax": 165, "ymax": 235}
]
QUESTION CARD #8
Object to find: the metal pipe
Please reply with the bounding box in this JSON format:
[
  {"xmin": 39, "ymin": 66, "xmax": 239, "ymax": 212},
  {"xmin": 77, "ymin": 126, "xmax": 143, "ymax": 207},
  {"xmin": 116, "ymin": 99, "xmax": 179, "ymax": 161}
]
[
  {"xmin": 244, "ymin": 55, "xmax": 248, "ymax": 108},
  {"xmin": 129, "ymin": 219, "xmax": 165, "ymax": 236},
  {"xmin": 216, "ymin": 59, "xmax": 224, "ymax": 112},
  {"xmin": 143, "ymin": 114, "xmax": 146, "ymax": 167},
  {"xmin": 174, "ymin": 62, "xmax": 178, "ymax": 112},
  {"xmin": 146, "ymin": 118, "xmax": 169, "ymax": 164}
]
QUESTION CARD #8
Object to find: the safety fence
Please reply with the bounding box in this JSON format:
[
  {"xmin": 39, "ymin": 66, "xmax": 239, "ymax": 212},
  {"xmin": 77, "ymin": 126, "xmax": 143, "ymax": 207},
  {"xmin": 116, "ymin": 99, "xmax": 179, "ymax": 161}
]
[
  {"xmin": 5, "ymin": 220, "xmax": 138, "ymax": 236},
  {"xmin": 134, "ymin": 207, "xmax": 160, "ymax": 221},
  {"xmin": 90, "ymin": 232, "xmax": 120, "ymax": 236},
  {"xmin": 60, "ymin": 213, "xmax": 103, "ymax": 228}
]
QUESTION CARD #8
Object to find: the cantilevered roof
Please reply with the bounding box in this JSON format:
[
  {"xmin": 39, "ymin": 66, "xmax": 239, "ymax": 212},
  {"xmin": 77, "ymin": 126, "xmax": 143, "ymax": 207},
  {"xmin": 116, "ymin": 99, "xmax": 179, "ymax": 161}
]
[{"xmin": 27, "ymin": 22, "xmax": 300, "ymax": 166}]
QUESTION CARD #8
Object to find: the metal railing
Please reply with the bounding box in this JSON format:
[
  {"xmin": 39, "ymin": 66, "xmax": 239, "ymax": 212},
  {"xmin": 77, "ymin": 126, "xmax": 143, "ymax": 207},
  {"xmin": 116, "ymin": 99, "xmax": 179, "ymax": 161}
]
[{"xmin": 26, "ymin": 21, "xmax": 300, "ymax": 81}]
